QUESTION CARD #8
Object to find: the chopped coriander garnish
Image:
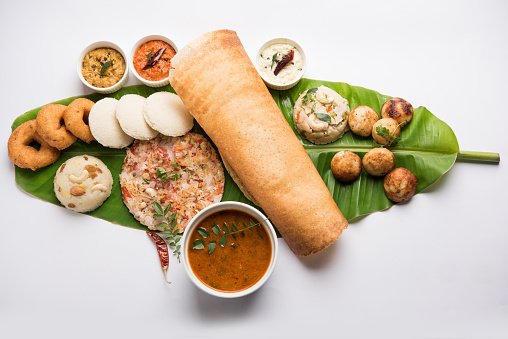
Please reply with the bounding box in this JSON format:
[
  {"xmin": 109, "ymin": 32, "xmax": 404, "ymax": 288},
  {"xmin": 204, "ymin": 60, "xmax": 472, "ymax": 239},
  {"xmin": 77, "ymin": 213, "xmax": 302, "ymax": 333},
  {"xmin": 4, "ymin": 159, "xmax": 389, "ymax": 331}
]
[
  {"xmin": 156, "ymin": 167, "xmax": 168, "ymax": 181},
  {"xmin": 375, "ymin": 125, "xmax": 401, "ymax": 146},
  {"xmin": 169, "ymin": 173, "xmax": 182, "ymax": 181}
]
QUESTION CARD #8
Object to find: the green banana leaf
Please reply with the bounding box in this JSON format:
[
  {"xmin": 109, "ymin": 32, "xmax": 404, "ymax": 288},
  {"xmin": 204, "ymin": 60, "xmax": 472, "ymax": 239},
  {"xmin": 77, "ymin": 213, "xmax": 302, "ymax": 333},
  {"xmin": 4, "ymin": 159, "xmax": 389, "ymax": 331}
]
[{"xmin": 11, "ymin": 79, "xmax": 497, "ymax": 232}]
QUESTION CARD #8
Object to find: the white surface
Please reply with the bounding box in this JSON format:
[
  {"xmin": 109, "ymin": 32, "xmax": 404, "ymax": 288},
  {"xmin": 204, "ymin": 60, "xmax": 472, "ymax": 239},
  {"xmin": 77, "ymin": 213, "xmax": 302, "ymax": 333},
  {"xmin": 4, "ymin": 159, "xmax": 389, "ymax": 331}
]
[{"xmin": 1, "ymin": 0, "xmax": 507, "ymax": 338}]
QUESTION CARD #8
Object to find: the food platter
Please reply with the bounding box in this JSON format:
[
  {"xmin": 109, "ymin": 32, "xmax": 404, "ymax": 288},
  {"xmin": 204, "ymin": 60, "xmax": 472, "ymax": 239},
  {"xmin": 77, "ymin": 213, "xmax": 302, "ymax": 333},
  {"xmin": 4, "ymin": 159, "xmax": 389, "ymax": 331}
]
[
  {"xmin": 7, "ymin": 28, "xmax": 500, "ymax": 301},
  {"xmin": 13, "ymin": 77, "xmax": 489, "ymax": 230},
  {"xmin": 4, "ymin": 1, "xmax": 508, "ymax": 337}
]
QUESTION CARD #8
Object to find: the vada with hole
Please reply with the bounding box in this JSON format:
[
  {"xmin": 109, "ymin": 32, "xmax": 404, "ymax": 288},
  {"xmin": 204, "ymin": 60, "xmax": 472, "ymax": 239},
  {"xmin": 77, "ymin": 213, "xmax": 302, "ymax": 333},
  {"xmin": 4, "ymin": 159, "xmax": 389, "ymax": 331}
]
[
  {"xmin": 63, "ymin": 98, "xmax": 95, "ymax": 143},
  {"xmin": 36, "ymin": 104, "xmax": 77, "ymax": 150},
  {"xmin": 8, "ymin": 120, "xmax": 60, "ymax": 170}
]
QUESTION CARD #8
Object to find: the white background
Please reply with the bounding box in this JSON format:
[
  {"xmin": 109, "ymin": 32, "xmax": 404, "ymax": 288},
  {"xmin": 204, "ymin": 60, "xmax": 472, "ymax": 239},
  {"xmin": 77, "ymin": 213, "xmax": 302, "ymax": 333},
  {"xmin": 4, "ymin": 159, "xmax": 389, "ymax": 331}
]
[{"xmin": 1, "ymin": 0, "xmax": 507, "ymax": 338}]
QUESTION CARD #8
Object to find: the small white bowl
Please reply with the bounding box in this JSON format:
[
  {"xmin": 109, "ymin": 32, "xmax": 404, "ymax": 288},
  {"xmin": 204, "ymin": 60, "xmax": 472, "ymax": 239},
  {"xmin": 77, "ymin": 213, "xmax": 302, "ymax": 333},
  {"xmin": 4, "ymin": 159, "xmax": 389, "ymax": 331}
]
[
  {"xmin": 78, "ymin": 41, "xmax": 129, "ymax": 94},
  {"xmin": 255, "ymin": 37, "xmax": 306, "ymax": 90},
  {"xmin": 182, "ymin": 202, "xmax": 278, "ymax": 298},
  {"xmin": 130, "ymin": 35, "xmax": 178, "ymax": 87}
]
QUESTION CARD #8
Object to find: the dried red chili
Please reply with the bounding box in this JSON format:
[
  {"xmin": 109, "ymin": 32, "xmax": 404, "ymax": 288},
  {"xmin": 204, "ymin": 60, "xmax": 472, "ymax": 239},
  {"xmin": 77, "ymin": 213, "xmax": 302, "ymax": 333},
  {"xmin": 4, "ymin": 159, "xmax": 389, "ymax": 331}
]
[
  {"xmin": 143, "ymin": 47, "xmax": 166, "ymax": 70},
  {"xmin": 147, "ymin": 231, "xmax": 170, "ymax": 283},
  {"xmin": 273, "ymin": 49, "xmax": 294, "ymax": 76}
]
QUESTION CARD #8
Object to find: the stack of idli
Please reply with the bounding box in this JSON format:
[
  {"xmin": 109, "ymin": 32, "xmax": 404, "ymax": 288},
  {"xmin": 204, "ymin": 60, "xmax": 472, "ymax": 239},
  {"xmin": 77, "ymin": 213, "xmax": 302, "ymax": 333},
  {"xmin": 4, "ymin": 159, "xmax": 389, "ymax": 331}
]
[{"xmin": 88, "ymin": 92, "xmax": 194, "ymax": 148}]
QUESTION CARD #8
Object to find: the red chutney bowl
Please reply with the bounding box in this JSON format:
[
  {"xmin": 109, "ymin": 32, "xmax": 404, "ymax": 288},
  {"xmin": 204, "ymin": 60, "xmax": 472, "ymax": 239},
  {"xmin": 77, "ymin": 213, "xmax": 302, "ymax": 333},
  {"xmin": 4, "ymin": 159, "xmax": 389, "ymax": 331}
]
[{"xmin": 130, "ymin": 35, "xmax": 178, "ymax": 88}]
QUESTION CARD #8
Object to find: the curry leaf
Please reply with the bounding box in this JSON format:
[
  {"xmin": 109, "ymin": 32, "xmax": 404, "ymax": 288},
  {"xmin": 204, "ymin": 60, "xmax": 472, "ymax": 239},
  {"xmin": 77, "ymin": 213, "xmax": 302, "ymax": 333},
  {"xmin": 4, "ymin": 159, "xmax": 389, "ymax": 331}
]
[
  {"xmin": 100, "ymin": 61, "xmax": 112, "ymax": 76},
  {"xmin": 315, "ymin": 113, "xmax": 332, "ymax": 123},
  {"xmin": 208, "ymin": 241, "xmax": 216, "ymax": 254},
  {"xmin": 197, "ymin": 227, "xmax": 209, "ymax": 238},
  {"xmin": 219, "ymin": 235, "xmax": 227, "ymax": 248},
  {"xmin": 211, "ymin": 224, "xmax": 220, "ymax": 235},
  {"xmin": 192, "ymin": 239, "xmax": 204, "ymax": 250},
  {"xmin": 153, "ymin": 202, "xmax": 163, "ymax": 216}
]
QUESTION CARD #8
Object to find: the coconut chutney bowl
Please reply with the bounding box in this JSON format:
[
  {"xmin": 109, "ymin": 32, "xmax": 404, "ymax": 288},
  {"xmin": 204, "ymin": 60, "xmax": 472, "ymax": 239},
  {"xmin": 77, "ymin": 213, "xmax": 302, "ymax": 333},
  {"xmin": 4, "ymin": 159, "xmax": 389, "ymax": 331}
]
[{"xmin": 255, "ymin": 37, "xmax": 306, "ymax": 90}]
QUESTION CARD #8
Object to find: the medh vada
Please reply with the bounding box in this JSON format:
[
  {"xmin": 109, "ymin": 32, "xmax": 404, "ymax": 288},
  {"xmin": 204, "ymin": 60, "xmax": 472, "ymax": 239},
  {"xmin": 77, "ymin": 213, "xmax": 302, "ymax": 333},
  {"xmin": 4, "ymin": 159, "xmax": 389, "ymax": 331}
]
[
  {"xmin": 36, "ymin": 103, "xmax": 77, "ymax": 150},
  {"xmin": 63, "ymin": 98, "xmax": 95, "ymax": 143},
  {"xmin": 8, "ymin": 120, "xmax": 60, "ymax": 171}
]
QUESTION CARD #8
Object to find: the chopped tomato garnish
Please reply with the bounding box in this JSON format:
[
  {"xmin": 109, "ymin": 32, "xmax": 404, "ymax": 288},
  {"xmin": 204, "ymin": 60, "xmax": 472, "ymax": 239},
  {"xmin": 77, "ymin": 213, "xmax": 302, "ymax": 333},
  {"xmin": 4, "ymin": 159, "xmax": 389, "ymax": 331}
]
[{"xmin": 121, "ymin": 187, "xmax": 132, "ymax": 199}]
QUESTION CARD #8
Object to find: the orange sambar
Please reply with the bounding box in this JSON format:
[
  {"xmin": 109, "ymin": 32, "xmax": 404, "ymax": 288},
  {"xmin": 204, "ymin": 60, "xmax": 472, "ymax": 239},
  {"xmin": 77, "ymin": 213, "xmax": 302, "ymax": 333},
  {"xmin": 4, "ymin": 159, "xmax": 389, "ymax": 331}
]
[
  {"xmin": 187, "ymin": 210, "xmax": 272, "ymax": 292},
  {"xmin": 133, "ymin": 40, "xmax": 176, "ymax": 81}
]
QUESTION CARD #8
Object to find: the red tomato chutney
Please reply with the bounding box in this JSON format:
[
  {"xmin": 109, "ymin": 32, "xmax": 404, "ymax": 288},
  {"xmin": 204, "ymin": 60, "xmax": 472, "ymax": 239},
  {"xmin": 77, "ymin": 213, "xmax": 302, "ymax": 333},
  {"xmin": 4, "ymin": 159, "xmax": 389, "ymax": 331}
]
[
  {"xmin": 133, "ymin": 40, "xmax": 176, "ymax": 81},
  {"xmin": 187, "ymin": 210, "xmax": 272, "ymax": 292}
]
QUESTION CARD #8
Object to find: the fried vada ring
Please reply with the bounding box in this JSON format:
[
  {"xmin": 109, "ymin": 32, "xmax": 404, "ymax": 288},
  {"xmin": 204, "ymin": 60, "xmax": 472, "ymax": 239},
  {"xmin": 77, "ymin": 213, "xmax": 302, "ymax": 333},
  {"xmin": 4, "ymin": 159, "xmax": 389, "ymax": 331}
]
[
  {"xmin": 36, "ymin": 104, "xmax": 77, "ymax": 150},
  {"xmin": 63, "ymin": 98, "xmax": 95, "ymax": 143},
  {"xmin": 8, "ymin": 120, "xmax": 60, "ymax": 171}
]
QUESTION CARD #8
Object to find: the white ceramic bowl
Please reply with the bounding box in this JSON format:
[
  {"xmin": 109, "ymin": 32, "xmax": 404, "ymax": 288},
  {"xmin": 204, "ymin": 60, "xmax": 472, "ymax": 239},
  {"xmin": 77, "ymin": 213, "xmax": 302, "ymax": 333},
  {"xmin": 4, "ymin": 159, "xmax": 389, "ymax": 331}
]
[
  {"xmin": 130, "ymin": 35, "xmax": 178, "ymax": 87},
  {"xmin": 255, "ymin": 37, "xmax": 306, "ymax": 90},
  {"xmin": 182, "ymin": 201, "xmax": 278, "ymax": 298},
  {"xmin": 77, "ymin": 41, "xmax": 129, "ymax": 94}
]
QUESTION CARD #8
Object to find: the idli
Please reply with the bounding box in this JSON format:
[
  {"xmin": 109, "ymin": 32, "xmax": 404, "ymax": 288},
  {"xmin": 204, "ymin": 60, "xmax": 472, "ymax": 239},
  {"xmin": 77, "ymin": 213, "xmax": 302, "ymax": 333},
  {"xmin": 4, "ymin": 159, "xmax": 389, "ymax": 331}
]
[
  {"xmin": 116, "ymin": 94, "xmax": 158, "ymax": 140},
  {"xmin": 89, "ymin": 97, "xmax": 133, "ymax": 148},
  {"xmin": 143, "ymin": 92, "xmax": 194, "ymax": 137}
]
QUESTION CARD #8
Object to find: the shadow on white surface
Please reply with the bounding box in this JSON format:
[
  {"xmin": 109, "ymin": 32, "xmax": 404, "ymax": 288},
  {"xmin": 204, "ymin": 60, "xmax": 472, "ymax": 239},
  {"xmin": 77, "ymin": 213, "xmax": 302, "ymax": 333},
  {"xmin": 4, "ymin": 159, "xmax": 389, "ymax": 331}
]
[
  {"xmin": 188, "ymin": 283, "xmax": 263, "ymax": 319},
  {"xmin": 297, "ymin": 241, "xmax": 341, "ymax": 270}
]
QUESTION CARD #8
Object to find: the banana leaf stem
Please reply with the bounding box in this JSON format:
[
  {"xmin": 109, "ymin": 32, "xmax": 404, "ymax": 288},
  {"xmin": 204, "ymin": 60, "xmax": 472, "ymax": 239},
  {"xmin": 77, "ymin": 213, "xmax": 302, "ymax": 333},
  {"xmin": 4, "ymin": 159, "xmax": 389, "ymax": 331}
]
[{"xmin": 457, "ymin": 151, "xmax": 500, "ymax": 164}]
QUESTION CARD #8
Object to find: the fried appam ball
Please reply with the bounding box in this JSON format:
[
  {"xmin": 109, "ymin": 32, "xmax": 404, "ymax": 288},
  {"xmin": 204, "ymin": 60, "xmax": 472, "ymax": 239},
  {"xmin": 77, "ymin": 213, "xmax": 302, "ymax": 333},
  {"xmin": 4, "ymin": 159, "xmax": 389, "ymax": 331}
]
[
  {"xmin": 331, "ymin": 150, "xmax": 362, "ymax": 183},
  {"xmin": 372, "ymin": 118, "xmax": 400, "ymax": 146},
  {"xmin": 381, "ymin": 97, "xmax": 413, "ymax": 127},
  {"xmin": 383, "ymin": 167, "xmax": 417, "ymax": 203},
  {"xmin": 362, "ymin": 148, "xmax": 395, "ymax": 177},
  {"xmin": 348, "ymin": 105, "xmax": 379, "ymax": 137}
]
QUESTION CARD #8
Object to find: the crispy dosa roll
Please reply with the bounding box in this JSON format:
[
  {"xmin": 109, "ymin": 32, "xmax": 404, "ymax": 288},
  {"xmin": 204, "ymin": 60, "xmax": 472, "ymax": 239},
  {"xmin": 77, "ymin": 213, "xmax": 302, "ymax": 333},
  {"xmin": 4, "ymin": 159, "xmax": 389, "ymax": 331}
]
[{"xmin": 169, "ymin": 30, "xmax": 347, "ymax": 256}]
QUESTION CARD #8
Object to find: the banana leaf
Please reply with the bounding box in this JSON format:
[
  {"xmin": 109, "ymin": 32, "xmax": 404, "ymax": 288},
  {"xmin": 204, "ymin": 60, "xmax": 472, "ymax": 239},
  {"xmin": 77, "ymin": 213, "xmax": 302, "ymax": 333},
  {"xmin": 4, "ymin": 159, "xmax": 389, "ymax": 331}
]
[{"xmin": 11, "ymin": 79, "xmax": 499, "ymax": 231}]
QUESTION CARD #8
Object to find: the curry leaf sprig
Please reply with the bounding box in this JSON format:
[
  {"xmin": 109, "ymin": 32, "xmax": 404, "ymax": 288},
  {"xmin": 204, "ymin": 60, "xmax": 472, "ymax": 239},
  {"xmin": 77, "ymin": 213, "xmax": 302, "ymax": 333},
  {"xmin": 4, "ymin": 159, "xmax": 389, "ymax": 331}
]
[
  {"xmin": 192, "ymin": 219, "xmax": 262, "ymax": 255},
  {"xmin": 153, "ymin": 202, "xmax": 182, "ymax": 262}
]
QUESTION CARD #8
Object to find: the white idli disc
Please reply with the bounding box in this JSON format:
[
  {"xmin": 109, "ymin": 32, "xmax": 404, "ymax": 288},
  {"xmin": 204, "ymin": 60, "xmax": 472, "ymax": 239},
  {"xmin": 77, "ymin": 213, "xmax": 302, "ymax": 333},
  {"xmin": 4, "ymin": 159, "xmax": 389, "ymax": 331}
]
[
  {"xmin": 89, "ymin": 98, "xmax": 133, "ymax": 149},
  {"xmin": 143, "ymin": 92, "xmax": 194, "ymax": 137},
  {"xmin": 116, "ymin": 94, "xmax": 158, "ymax": 140}
]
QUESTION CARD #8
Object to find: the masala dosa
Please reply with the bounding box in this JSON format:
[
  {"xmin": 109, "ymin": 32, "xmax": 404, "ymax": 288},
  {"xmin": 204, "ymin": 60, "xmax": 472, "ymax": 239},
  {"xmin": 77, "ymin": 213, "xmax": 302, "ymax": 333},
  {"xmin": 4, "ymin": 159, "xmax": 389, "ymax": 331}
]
[{"xmin": 169, "ymin": 30, "xmax": 348, "ymax": 256}]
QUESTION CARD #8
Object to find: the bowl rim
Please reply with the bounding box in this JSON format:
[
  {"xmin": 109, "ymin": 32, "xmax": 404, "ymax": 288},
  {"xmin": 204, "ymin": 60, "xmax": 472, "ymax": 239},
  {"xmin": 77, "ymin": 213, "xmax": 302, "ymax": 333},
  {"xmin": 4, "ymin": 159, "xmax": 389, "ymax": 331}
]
[
  {"xmin": 182, "ymin": 201, "xmax": 278, "ymax": 298},
  {"xmin": 130, "ymin": 34, "xmax": 178, "ymax": 87},
  {"xmin": 255, "ymin": 37, "xmax": 306, "ymax": 90}
]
